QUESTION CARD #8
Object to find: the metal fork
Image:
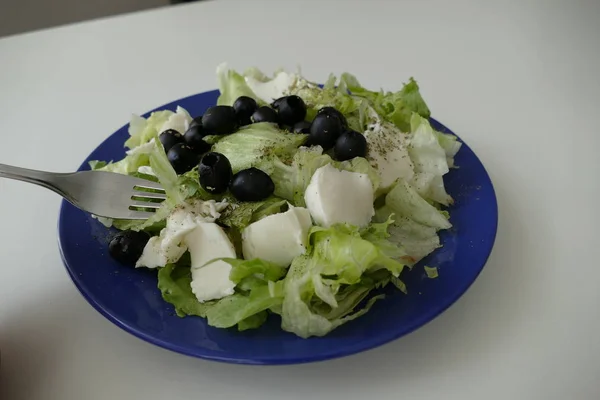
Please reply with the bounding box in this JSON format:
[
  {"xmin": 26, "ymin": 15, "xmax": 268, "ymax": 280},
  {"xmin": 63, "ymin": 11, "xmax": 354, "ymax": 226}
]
[{"xmin": 0, "ymin": 163, "xmax": 166, "ymax": 219}]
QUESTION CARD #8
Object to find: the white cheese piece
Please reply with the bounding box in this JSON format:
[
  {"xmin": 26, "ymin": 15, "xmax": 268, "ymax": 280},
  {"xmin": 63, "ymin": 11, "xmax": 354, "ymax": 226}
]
[
  {"xmin": 190, "ymin": 261, "xmax": 236, "ymax": 303},
  {"xmin": 160, "ymin": 106, "xmax": 192, "ymax": 135},
  {"xmin": 304, "ymin": 164, "xmax": 374, "ymax": 228},
  {"xmin": 185, "ymin": 222, "xmax": 236, "ymax": 270},
  {"xmin": 185, "ymin": 222, "xmax": 237, "ymax": 303},
  {"xmin": 135, "ymin": 200, "xmax": 229, "ymax": 268},
  {"xmin": 182, "ymin": 199, "xmax": 229, "ymax": 223},
  {"xmin": 135, "ymin": 208, "xmax": 200, "ymax": 268},
  {"xmin": 363, "ymin": 120, "xmax": 414, "ymax": 189},
  {"xmin": 135, "ymin": 200, "xmax": 236, "ymax": 302},
  {"xmin": 245, "ymin": 71, "xmax": 298, "ymax": 103},
  {"xmin": 241, "ymin": 206, "xmax": 312, "ymax": 267}
]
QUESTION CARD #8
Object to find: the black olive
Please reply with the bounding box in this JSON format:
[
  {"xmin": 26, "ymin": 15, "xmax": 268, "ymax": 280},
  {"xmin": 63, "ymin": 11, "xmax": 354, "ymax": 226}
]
[
  {"xmin": 167, "ymin": 143, "xmax": 199, "ymax": 174},
  {"xmin": 292, "ymin": 120, "xmax": 312, "ymax": 134},
  {"xmin": 189, "ymin": 116, "xmax": 203, "ymax": 129},
  {"xmin": 108, "ymin": 230, "xmax": 150, "ymax": 266},
  {"xmin": 251, "ymin": 106, "xmax": 279, "ymax": 123},
  {"xmin": 233, "ymin": 96, "xmax": 258, "ymax": 126},
  {"xmin": 158, "ymin": 129, "xmax": 183, "ymax": 153},
  {"xmin": 308, "ymin": 113, "xmax": 344, "ymax": 150},
  {"xmin": 272, "ymin": 95, "xmax": 307, "ymax": 125},
  {"xmin": 318, "ymin": 106, "xmax": 348, "ymax": 129},
  {"xmin": 271, "ymin": 97, "xmax": 285, "ymax": 109},
  {"xmin": 230, "ymin": 168, "xmax": 274, "ymax": 202},
  {"xmin": 183, "ymin": 125, "xmax": 211, "ymax": 154},
  {"xmin": 334, "ymin": 130, "xmax": 368, "ymax": 161},
  {"xmin": 199, "ymin": 152, "xmax": 232, "ymax": 194},
  {"xmin": 202, "ymin": 106, "xmax": 239, "ymax": 135}
]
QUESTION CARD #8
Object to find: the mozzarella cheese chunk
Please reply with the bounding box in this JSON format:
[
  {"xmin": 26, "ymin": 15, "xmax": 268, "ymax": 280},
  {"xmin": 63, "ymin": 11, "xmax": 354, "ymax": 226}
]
[
  {"xmin": 241, "ymin": 206, "xmax": 312, "ymax": 267},
  {"xmin": 185, "ymin": 222, "xmax": 236, "ymax": 270},
  {"xmin": 304, "ymin": 164, "xmax": 375, "ymax": 228},
  {"xmin": 186, "ymin": 223, "xmax": 237, "ymax": 303},
  {"xmin": 245, "ymin": 71, "xmax": 298, "ymax": 103},
  {"xmin": 363, "ymin": 120, "xmax": 414, "ymax": 188},
  {"xmin": 136, "ymin": 208, "xmax": 202, "ymax": 268},
  {"xmin": 190, "ymin": 261, "xmax": 236, "ymax": 303},
  {"xmin": 136, "ymin": 201, "xmax": 236, "ymax": 302}
]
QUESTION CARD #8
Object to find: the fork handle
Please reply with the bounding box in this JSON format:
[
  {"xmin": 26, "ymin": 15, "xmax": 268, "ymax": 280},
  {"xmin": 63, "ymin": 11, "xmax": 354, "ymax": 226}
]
[{"xmin": 0, "ymin": 163, "xmax": 64, "ymax": 194}]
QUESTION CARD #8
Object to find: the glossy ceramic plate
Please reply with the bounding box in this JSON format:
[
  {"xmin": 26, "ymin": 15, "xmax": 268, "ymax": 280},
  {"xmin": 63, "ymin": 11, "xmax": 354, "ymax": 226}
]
[{"xmin": 58, "ymin": 90, "xmax": 498, "ymax": 365}]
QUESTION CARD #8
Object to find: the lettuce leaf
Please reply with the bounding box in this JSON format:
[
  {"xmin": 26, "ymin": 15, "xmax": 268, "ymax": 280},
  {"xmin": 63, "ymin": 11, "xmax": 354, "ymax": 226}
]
[
  {"xmin": 310, "ymin": 224, "xmax": 406, "ymax": 283},
  {"xmin": 379, "ymin": 213, "xmax": 442, "ymax": 264},
  {"xmin": 223, "ymin": 257, "xmax": 288, "ymax": 283},
  {"xmin": 216, "ymin": 63, "xmax": 261, "ymax": 106},
  {"xmin": 124, "ymin": 111, "xmax": 174, "ymax": 149},
  {"xmin": 218, "ymin": 197, "xmax": 287, "ymax": 231},
  {"xmin": 374, "ymin": 179, "xmax": 451, "ymax": 263},
  {"xmin": 340, "ymin": 73, "xmax": 430, "ymax": 132},
  {"xmin": 158, "ymin": 260, "xmax": 285, "ymax": 330},
  {"xmin": 385, "ymin": 179, "xmax": 451, "ymax": 230},
  {"xmin": 205, "ymin": 281, "xmax": 283, "ymax": 329},
  {"xmin": 94, "ymin": 153, "xmax": 149, "ymax": 175},
  {"xmin": 211, "ymin": 123, "xmax": 307, "ymax": 173},
  {"xmin": 278, "ymin": 223, "xmax": 406, "ymax": 338},
  {"xmin": 408, "ymin": 114, "xmax": 453, "ymax": 205},
  {"xmin": 424, "ymin": 266, "xmax": 439, "ymax": 279},
  {"xmin": 360, "ymin": 215, "xmax": 407, "ymax": 260},
  {"xmin": 158, "ymin": 264, "xmax": 213, "ymax": 317},
  {"xmin": 280, "ymin": 254, "xmax": 389, "ymax": 338},
  {"xmin": 435, "ymin": 131, "xmax": 462, "ymax": 168}
]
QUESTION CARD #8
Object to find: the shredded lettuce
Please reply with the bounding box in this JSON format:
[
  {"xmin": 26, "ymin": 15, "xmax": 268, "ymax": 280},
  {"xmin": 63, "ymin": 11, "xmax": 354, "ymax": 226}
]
[
  {"xmin": 280, "ymin": 254, "xmax": 388, "ymax": 338},
  {"xmin": 157, "ymin": 259, "xmax": 285, "ymax": 330},
  {"xmin": 435, "ymin": 131, "xmax": 462, "ymax": 168},
  {"xmin": 340, "ymin": 73, "xmax": 430, "ymax": 132},
  {"xmin": 95, "ymin": 153, "xmax": 149, "ymax": 175},
  {"xmin": 384, "ymin": 179, "xmax": 451, "ymax": 230},
  {"xmin": 278, "ymin": 223, "xmax": 406, "ymax": 338},
  {"xmin": 224, "ymin": 258, "xmax": 288, "ymax": 283},
  {"xmin": 211, "ymin": 123, "xmax": 307, "ymax": 173},
  {"xmin": 158, "ymin": 264, "xmax": 213, "ymax": 318},
  {"xmin": 311, "ymin": 224, "xmax": 405, "ymax": 283},
  {"xmin": 216, "ymin": 63, "xmax": 261, "ymax": 106},
  {"xmin": 205, "ymin": 282, "xmax": 283, "ymax": 329},
  {"xmin": 125, "ymin": 111, "xmax": 174, "ymax": 149},
  {"xmin": 408, "ymin": 114, "xmax": 454, "ymax": 205},
  {"xmin": 218, "ymin": 197, "xmax": 287, "ymax": 231},
  {"xmin": 424, "ymin": 266, "xmax": 439, "ymax": 279}
]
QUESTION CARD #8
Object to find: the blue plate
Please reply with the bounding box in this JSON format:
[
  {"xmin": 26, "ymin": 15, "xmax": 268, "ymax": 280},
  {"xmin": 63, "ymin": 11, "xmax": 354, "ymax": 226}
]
[{"xmin": 58, "ymin": 90, "xmax": 498, "ymax": 365}]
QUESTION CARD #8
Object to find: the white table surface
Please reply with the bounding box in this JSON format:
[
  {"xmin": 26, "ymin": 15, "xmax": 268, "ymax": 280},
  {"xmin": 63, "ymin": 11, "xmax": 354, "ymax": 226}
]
[{"xmin": 0, "ymin": 0, "xmax": 598, "ymax": 399}]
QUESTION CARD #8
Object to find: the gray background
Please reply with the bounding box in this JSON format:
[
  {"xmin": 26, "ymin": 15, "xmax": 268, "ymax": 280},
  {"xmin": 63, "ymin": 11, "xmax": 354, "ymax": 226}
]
[{"xmin": 0, "ymin": 0, "xmax": 170, "ymax": 37}]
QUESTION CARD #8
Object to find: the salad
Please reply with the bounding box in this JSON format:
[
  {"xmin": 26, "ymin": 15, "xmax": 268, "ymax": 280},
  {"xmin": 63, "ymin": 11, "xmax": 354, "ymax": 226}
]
[{"xmin": 91, "ymin": 64, "xmax": 461, "ymax": 338}]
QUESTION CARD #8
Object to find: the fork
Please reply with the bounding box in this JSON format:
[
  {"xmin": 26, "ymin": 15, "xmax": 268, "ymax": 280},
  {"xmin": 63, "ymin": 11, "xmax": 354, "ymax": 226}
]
[{"xmin": 0, "ymin": 163, "xmax": 166, "ymax": 219}]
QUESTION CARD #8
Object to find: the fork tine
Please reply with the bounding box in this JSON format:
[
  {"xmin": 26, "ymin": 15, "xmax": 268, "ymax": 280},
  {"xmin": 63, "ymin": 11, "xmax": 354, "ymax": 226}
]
[
  {"xmin": 129, "ymin": 200, "xmax": 162, "ymax": 209},
  {"xmin": 133, "ymin": 180, "xmax": 165, "ymax": 192},
  {"xmin": 131, "ymin": 190, "xmax": 167, "ymax": 200}
]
